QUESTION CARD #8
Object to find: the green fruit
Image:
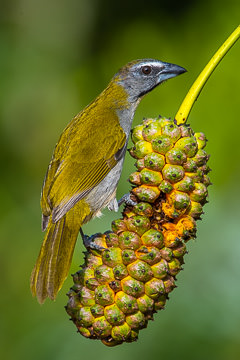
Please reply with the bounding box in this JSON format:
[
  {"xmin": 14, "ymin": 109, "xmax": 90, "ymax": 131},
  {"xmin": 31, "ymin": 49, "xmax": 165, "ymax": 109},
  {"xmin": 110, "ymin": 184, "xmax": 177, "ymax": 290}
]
[
  {"xmin": 152, "ymin": 135, "xmax": 173, "ymax": 154},
  {"xmin": 111, "ymin": 322, "xmax": 131, "ymax": 341},
  {"xmin": 165, "ymin": 148, "xmax": 187, "ymax": 165},
  {"xmin": 118, "ymin": 231, "xmax": 141, "ymax": 250},
  {"xmin": 194, "ymin": 132, "xmax": 207, "ymax": 149},
  {"xmin": 141, "ymin": 229, "xmax": 164, "ymax": 248},
  {"xmin": 127, "ymin": 260, "xmax": 153, "ymax": 282},
  {"xmin": 102, "ymin": 248, "xmax": 122, "ymax": 267},
  {"xmin": 95, "ymin": 285, "xmax": 115, "ymax": 306},
  {"xmin": 130, "ymin": 140, "xmax": 153, "ymax": 158},
  {"xmin": 66, "ymin": 117, "xmax": 210, "ymax": 346},
  {"xmin": 145, "ymin": 278, "xmax": 165, "ymax": 299},
  {"xmin": 129, "ymin": 172, "xmax": 141, "ymax": 185},
  {"xmin": 94, "ymin": 265, "xmax": 114, "ymax": 283},
  {"xmin": 122, "ymin": 249, "xmax": 137, "ymax": 265},
  {"xmin": 142, "ymin": 120, "xmax": 162, "ymax": 141},
  {"xmin": 190, "ymin": 182, "xmax": 208, "ymax": 203},
  {"xmin": 132, "ymin": 185, "xmax": 160, "ymax": 202},
  {"xmin": 133, "ymin": 202, "xmax": 153, "ymax": 217},
  {"xmin": 126, "ymin": 311, "xmax": 146, "ymax": 329},
  {"xmin": 162, "ymin": 164, "xmax": 185, "ymax": 183},
  {"xmin": 175, "ymin": 136, "xmax": 198, "ymax": 157},
  {"xmin": 151, "ymin": 259, "xmax": 169, "ymax": 279},
  {"xmin": 104, "ymin": 304, "xmax": 125, "ymax": 325},
  {"xmin": 115, "ymin": 291, "xmax": 138, "ymax": 314},
  {"xmin": 174, "ymin": 176, "xmax": 195, "ymax": 192},
  {"xmin": 159, "ymin": 180, "xmax": 174, "ymax": 193},
  {"xmin": 136, "ymin": 246, "xmax": 161, "ymax": 265},
  {"xmin": 169, "ymin": 191, "xmax": 191, "ymax": 210},
  {"xmin": 137, "ymin": 294, "xmax": 154, "ymax": 313},
  {"xmin": 93, "ymin": 316, "xmax": 112, "ymax": 338},
  {"xmin": 144, "ymin": 152, "xmax": 165, "ymax": 171},
  {"xmin": 121, "ymin": 276, "xmax": 145, "ymax": 297},
  {"xmin": 131, "ymin": 124, "xmax": 144, "ymax": 142},
  {"xmin": 140, "ymin": 168, "xmax": 163, "ymax": 185},
  {"xmin": 161, "ymin": 122, "xmax": 181, "ymax": 142}
]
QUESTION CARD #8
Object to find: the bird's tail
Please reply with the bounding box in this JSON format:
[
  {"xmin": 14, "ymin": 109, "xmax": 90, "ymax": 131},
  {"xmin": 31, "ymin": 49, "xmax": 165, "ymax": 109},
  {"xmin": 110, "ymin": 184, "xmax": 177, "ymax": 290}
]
[{"xmin": 31, "ymin": 204, "xmax": 89, "ymax": 304}]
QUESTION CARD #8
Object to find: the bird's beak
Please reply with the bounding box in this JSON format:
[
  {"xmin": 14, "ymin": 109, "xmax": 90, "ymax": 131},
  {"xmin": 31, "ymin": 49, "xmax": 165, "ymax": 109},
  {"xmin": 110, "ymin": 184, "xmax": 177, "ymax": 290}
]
[{"xmin": 159, "ymin": 62, "xmax": 187, "ymax": 81}]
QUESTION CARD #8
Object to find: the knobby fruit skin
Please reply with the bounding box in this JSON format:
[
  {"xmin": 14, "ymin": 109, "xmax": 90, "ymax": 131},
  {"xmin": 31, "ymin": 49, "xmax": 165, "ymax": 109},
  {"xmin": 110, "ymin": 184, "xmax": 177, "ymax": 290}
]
[{"xmin": 65, "ymin": 117, "xmax": 211, "ymax": 346}]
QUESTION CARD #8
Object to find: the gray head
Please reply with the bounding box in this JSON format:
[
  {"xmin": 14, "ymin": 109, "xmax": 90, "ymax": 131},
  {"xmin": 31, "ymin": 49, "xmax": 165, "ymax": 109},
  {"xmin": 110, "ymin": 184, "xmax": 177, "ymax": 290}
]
[{"xmin": 115, "ymin": 59, "xmax": 186, "ymax": 102}]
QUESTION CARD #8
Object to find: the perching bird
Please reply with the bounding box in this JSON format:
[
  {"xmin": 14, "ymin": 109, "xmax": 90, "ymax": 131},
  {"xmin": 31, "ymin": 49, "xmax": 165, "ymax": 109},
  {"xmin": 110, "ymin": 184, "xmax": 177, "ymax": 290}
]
[{"xmin": 31, "ymin": 59, "xmax": 186, "ymax": 303}]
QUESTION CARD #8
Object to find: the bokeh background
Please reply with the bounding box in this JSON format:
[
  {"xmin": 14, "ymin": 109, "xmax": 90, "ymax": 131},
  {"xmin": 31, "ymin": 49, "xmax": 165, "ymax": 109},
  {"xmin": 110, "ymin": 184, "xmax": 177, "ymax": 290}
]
[{"xmin": 1, "ymin": 1, "xmax": 240, "ymax": 359}]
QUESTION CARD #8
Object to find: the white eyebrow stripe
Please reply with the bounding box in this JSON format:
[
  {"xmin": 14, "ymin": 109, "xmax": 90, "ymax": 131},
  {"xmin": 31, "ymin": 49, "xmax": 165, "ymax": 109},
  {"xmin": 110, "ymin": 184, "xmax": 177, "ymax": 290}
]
[{"xmin": 134, "ymin": 60, "xmax": 165, "ymax": 70}]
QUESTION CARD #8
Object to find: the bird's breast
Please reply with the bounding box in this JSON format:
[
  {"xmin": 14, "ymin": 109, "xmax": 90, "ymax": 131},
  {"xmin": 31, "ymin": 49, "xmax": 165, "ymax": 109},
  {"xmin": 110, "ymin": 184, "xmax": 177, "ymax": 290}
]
[{"xmin": 84, "ymin": 157, "xmax": 125, "ymax": 216}]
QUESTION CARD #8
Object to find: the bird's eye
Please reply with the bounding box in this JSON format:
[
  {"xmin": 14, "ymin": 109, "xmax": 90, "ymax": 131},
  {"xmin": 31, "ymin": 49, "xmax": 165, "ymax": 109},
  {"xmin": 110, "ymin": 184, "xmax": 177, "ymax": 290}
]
[{"xmin": 141, "ymin": 65, "xmax": 152, "ymax": 75}]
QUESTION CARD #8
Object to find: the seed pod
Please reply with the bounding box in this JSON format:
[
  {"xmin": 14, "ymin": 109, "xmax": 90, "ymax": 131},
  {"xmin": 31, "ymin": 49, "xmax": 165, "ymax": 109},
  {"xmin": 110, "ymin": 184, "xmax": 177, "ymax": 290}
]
[
  {"xmin": 131, "ymin": 124, "xmax": 144, "ymax": 143},
  {"xmin": 168, "ymin": 190, "xmax": 191, "ymax": 211},
  {"xmin": 194, "ymin": 132, "xmax": 207, "ymax": 149},
  {"xmin": 140, "ymin": 168, "xmax": 163, "ymax": 185},
  {"xmin": 166, "ymin": 148, "xmax": 187, "ymax": 165},
  {"xmin": 162, "ymin": 164, "xmax": 185, "ymax": 183},
  {"xmin": 132, "ymin": 185, "xmax": 160, "ymax": 203},
  {"xmin": 190, "ymin": 182, "xmax": 208, "ymax": 203},
  {"xmin": 130, "ymin": 140, "xmax": 153, "ymax": 158},
  {"xmin": 161, "ymin": 123, "xmax": 181, "ymax": 142},
  {"xmin": 144, "ymin": 152, "xmax": 165, "ymax": 171},
  {"xmin": 175, "ymin": 137, "xmax": 198, "ymax": 157},
  {"xmin": 142, "ymin": 120, "xmax": 162, "ymax": 141},
  {"xmin": 66, "ymin": 117, "xmax": 211, "ymax": 346},
  {"xmin": 133, "ymin": 202, "xmax": 153, "ymax": 217},
  {"xmin": 159, "ymin": 180, "xmax": 173, "ymax": 193},
  {"xmin": 174, "ymin": 176, "xmax": 195, "ymax": 192},
  {"xmin": 152, "ymin": 135, "xmax": 173, "ymax": 154},
  {"xmin": 129, "ymin": 171, "xmax": 141, "ymax": 185}
]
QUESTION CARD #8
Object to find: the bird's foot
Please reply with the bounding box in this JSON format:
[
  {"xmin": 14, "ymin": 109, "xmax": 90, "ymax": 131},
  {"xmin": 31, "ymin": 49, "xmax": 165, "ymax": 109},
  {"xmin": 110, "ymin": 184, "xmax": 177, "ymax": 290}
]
[
  {"xmin": 80, "ymin": 229, "xmax": 106, "ymax": 251},
  {"xmin": 118, "ymin": 192, "xmax": 138, "ymax": 207}
]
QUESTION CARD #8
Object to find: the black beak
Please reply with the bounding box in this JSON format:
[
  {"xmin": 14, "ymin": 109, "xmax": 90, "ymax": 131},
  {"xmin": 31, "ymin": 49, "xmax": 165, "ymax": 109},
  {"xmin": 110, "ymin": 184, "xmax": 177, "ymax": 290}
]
[{"xmin": 161, "ymin": 62, "xmax": 187, "ymax": 77}]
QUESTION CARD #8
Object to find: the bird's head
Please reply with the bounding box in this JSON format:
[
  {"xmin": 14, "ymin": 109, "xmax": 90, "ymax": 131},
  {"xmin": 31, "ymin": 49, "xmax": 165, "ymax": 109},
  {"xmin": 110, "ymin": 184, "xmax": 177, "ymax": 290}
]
[{"xmin": 115, "ymin": 59, "xmax": 186, "ymax": 102}]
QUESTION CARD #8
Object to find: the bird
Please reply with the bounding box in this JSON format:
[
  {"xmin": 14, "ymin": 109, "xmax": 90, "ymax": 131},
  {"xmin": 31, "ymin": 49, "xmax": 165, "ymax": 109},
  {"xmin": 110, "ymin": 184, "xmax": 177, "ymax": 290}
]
[{"xmin": 31, "ymin": 59, "xmax": 186, "ymax": 304}]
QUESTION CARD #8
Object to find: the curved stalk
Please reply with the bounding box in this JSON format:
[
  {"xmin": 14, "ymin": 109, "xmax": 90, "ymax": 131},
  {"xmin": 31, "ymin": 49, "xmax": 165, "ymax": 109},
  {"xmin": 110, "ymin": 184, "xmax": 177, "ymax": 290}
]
[{"xmin": 175, "ymin": 25, "xmax": 240, "ymax": 125}]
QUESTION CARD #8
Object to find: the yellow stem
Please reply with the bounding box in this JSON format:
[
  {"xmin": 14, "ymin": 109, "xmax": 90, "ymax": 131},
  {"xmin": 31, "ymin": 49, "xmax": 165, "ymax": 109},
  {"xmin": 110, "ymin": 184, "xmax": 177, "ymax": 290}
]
[{"xmin": 175, "ymin": 25, "xmax": 240, "ymax": 125}]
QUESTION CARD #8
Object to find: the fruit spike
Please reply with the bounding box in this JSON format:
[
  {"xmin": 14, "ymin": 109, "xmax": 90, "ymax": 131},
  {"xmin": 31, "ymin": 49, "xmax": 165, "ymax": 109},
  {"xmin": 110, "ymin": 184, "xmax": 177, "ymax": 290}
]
[{"xmin": 65, "ymin": 117, "xmax": 211, "ymax": 346}]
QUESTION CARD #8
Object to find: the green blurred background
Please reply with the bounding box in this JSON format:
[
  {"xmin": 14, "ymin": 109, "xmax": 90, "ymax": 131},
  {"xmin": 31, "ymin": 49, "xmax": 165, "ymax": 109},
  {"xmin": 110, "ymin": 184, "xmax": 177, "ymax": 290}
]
[{"xmin": 1, "ymin": 1, "xmax": 240, "ymax": 359}]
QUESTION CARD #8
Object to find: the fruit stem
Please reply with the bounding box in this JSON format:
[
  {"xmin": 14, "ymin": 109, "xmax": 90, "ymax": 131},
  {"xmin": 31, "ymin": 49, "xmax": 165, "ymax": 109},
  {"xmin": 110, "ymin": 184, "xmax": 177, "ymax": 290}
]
[{"xmin": 175, "ymin": 25, "xmax": 240, "ymax": 125}]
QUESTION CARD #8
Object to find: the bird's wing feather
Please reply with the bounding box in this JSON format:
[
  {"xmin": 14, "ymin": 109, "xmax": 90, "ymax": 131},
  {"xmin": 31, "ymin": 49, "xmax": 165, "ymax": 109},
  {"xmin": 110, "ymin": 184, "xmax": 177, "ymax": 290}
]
[
  {"xmin": 41, "ymin": 120, "xmax": 75, "ymax": 217},
  {"xmin": 41, "ymin": 113, "xmax": 126, "ymax": 223}
]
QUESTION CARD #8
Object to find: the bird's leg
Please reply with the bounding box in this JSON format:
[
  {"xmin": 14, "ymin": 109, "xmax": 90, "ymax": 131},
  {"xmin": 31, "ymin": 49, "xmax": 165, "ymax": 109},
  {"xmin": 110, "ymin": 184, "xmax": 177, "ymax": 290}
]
[
  {"xmin": 108, "ymin": 193, "xmax": 137, "ymax": 212},
  {"xmin": 80, "ymin": 228, "xmax": 106, "ymax": 251},
  {"xmin": 118, "ymin": 192, "xmax": 138, "ymax": 207}
]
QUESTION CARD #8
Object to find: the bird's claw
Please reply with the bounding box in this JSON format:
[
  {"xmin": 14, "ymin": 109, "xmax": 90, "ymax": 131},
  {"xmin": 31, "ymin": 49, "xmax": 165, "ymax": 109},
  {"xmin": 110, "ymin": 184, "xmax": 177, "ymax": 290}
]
[
  {"xmin": 118, "ymin": 192, "xmax": 138, "ymax": 207},
  {"xmin": 80, "ymin": 229, "xmax": 106, "ymax": 251}
]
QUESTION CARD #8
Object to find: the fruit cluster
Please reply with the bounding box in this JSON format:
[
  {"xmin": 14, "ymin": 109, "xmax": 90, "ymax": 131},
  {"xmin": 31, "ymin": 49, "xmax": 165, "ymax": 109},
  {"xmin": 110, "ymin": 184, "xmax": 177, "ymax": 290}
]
[{"xmin": 65, "ymin": 117, "xmax": 210, "ymax": 346}]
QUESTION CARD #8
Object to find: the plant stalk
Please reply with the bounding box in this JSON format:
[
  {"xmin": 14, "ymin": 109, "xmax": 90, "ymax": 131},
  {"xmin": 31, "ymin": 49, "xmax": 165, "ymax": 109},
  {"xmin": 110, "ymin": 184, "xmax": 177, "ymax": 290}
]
[{"xmin": 175, "ymin": 25, "xmax": 240, "ymax": 125}]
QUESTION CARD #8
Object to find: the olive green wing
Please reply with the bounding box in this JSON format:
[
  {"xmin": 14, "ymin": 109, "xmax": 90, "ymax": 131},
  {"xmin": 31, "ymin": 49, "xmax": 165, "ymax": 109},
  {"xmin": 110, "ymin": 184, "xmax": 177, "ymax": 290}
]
[
  {"xmin": 40, "ymin": 120, "xmax": 75, "ymax": 227},
  {"xmin": 41, "ymin": 122, "xmax": 126, "ymax": 224}
]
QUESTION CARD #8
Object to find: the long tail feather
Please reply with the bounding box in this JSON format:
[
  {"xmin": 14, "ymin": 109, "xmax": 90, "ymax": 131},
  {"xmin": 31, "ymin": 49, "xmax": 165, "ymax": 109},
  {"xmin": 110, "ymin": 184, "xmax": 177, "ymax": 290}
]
[{"xmin": 31, "ymin": 205, "xmax": 87, "ymax": 304}]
